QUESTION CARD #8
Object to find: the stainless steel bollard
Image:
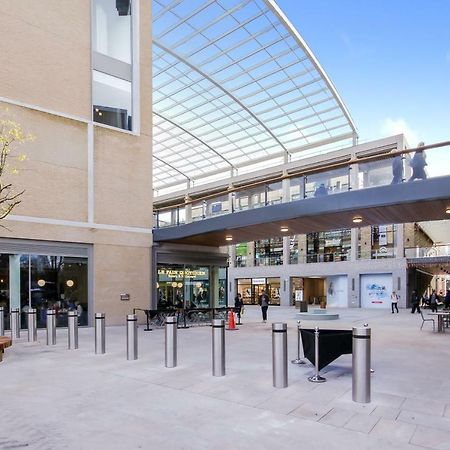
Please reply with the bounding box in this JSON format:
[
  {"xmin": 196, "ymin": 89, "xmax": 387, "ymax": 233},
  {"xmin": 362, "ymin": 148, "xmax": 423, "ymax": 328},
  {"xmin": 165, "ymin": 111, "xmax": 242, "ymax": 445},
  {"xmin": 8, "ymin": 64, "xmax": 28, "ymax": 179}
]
[
  {"xmin": 291, "ymin": 320, "xmax": 306, "ymax": 365},
  {"xmin": 0, "ymin": 307, "xmax": 4, "ymax": 336},
  {"xmin": 27, "ymin": 308, "xmax": 37, "ymax": 342},
  {"xmin": 10, "ymin": 308, "xmax": 20, "ymax": 340},
  {"xmin": 308, "ymin": 327, "xmax": 326, "ymax": 383},
  {"xmin": 127, "ymin": 314, "xmax": 138, "ymax": 360},
  {"xmin": 352, "ymin": 326, "xmax": 371, "ymax": 403},
  {"xmin": 68, "ymin": 310, "xmax": 79, "ymax": 349},
  {"xmin": 165, "ymin": 316, "xmax": 177, "ymax": 368},
  {"xmin": 95, "ymin": 313, "xmax": 106, "ymax": 354},
  {"xmin": 212, "ymin": 319, "xmax": 225, "ymax": 376},
  {"xmin": 46, "ymin": 309, "xmax": 56, "ymax": 345},
  {"xmin": 272, "ymin": 322, "xmax": 288, "ymax": 388}
]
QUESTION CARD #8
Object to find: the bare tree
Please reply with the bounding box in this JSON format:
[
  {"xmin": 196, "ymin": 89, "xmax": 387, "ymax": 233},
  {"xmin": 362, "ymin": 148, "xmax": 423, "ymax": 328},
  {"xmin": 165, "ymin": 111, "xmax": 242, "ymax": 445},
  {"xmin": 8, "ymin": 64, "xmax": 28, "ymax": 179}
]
[{"xmin": 0, "ymin": 114, "xmax": 33, "ymax": 220}]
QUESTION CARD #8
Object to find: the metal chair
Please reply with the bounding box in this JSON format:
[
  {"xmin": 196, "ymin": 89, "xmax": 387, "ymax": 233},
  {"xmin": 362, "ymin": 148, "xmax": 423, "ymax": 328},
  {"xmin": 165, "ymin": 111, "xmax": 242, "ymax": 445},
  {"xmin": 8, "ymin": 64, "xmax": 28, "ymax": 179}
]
[{"xmin": 420, "ymin": 310, "xmax": 435, "ymax": 331}]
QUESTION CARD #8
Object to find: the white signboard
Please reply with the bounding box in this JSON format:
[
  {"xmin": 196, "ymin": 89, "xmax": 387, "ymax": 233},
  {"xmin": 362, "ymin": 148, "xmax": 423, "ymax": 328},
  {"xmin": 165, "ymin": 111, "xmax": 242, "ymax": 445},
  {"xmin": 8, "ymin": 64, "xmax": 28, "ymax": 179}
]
[{"xmin": 360, "ymin": 274, "xmax": 392, "ymax": 309}]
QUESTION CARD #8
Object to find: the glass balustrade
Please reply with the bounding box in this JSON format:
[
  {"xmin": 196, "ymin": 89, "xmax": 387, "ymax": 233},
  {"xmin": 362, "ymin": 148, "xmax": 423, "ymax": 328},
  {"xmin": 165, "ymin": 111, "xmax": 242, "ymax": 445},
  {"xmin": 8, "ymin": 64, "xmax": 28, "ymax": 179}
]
[{"xmin": 154, "ymin": 143, "xmax": 450, "ymax": 228}]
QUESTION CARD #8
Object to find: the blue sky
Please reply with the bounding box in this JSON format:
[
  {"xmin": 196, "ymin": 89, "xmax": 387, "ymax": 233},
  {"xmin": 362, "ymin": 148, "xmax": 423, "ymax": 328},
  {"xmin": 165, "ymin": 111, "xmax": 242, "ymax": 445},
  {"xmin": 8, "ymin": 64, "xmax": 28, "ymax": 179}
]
[{"xmin": 276, "ymin": 0, "xmax": 450, "ymax": 172}]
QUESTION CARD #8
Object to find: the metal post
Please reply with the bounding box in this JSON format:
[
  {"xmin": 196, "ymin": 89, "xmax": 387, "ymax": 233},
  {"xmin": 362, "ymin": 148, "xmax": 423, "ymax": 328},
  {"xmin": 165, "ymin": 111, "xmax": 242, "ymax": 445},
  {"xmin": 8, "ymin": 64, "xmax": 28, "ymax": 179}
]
[
  {"xmin": 95, "ymin": 313, "xmax": 106, "ymax": 354},
  {"xmin": 308, "ymin": 327, "xmax": 326, "ymax": 383},
  {"xmin": 46, "ymin": 309, "xmax": 56, "ymax": 345},
  {"xmin": 127, "ymin": 314, "xmax": 138, "ymax": 360},
  {"xmin": 0, "ymin": 307, "xmax": 4, "ymax": 336},
  {"xmin": 68, "ymin": 310, "xmax": 78, "ymax": 350},
  {"xmin": 352, "ymin": 326, "xmax": 371, "ymax": 403},
  {"xmin": 291, "ymin": 320, "xmax": 306, "ymax": 364},
  {"xmin": 212, "ymin": 319, "xmax": 225, "ymax": 376},
  {"xmin": 272, "ymin": 322, "xmax": 288, "ymax": 388},
  {"xmin": 10, "ymin": 308, "xmax": 20, "ymax": 340},
  {"xmin": 27, "ymin": 308, "xmax": 37, "ymax": 342},
  {"xmin": 165, "ymin": 316, "xmax": 177, "ymax": 368}
]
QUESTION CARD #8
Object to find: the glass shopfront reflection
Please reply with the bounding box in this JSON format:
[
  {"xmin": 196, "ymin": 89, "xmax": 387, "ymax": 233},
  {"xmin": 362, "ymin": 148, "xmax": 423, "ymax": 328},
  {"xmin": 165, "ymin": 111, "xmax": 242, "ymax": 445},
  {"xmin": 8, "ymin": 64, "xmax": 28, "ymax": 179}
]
[
  {"xmin": 157, "ymin": 264, "xmax": 227, "ymax": 309},
  {"xmin": 236, "ymin": 277, "xmax": 281, "ymax": 305},
  {"xmin": 0, "ymin": 253, "xmax": 88, "ymax": 330}
]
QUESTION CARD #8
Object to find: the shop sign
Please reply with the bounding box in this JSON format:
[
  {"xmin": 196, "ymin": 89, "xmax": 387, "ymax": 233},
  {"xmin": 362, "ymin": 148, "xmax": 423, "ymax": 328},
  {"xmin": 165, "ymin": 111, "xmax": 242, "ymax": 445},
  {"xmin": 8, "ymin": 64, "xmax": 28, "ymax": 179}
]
[
  {"xmin": 252, "ymin": 278, "xmax": 266, "ymax": 285},
  {"xmin": 157, "ymin": 268, "xmax": 207, "ymax": 278}
]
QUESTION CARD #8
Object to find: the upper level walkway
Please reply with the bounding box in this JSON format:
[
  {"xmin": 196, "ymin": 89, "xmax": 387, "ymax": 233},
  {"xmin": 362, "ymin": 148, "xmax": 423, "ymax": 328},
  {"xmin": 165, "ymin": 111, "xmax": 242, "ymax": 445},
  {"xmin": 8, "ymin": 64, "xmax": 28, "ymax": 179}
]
[{"xmin": 153, "ymin": 140, "xmax": 450, "ymax": 246}]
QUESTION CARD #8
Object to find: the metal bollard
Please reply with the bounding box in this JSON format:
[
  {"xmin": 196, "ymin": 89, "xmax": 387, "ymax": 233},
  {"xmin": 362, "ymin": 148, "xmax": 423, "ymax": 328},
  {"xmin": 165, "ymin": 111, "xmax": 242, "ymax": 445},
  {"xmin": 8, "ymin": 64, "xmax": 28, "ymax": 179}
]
[
  {"xmin": 0, "ymin": 307, "xmax": 4, "ymax": 336},
  {"xmin": 212, "ymin": 319, "xmax": 225, "ymax": 376},
  {"xmin": 308, "ymin": 327, "xmax": 326, "ymax": 383},
  {"xmin": 352, "ymin": 325, "xmax": 371, "ymax": 403},
  {"xmin": 291, "ymin": 320, "xmax": 306, "ymax": 365},
  {"xmin": 272, "ymin": 323, "xmax": 288, "ymax": 388},
  {"xmin": 10, "ymin": 308, "xmax": 20, "ymax": 340},
  {"xmin": 95, "ymin": 313, "xmax": 106, "ymax": 354},
  {"xmin": 27, "ymin": 308, "xmax": 37, "ymax": 342},
  {"xmin": 46, "ymin": 309, "xmax": 56, "ymax": 345},
  {"xmin": 165, "ymin": 316, "xmax": 177, "ymax": 368},
  {"xmin": 68, "ymin": 310, "xmax": 79, "ymax": 349},
  {"xmin": 126, "ymin": 314, "xmax": 138, "ymax": 360}
]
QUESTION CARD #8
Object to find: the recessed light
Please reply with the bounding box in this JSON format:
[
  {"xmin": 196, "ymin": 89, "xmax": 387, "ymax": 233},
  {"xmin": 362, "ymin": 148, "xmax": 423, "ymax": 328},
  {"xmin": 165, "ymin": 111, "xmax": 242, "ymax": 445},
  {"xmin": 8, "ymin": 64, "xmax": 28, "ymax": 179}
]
[
  {"xmin": 280, "ymin": 226, "xmax": 289, "ymax": 232},
  {"xmin": 225, "ymin": 235, "xmax": 233, "ymax": 241},
  {"xmin": 446, "ymin": 207, "xmax": 450, "ymax": 214},
  {"xmin": 352, "ymin": 216, "xmax": 363, "ymax": 224}
]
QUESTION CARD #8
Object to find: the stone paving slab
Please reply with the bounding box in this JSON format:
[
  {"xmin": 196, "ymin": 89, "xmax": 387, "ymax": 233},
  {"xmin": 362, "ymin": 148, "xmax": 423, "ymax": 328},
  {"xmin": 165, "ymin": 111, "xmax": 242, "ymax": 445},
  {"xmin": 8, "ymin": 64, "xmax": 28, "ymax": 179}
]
[{"xmin": 0, "ymin": 307, "xmax": 447, "ymax": 449}]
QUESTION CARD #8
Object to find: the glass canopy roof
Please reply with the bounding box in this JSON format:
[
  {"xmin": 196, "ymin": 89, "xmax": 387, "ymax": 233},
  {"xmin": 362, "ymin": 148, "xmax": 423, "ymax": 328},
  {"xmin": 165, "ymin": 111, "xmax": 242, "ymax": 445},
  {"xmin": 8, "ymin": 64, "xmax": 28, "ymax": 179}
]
[{"xmin": 152, "ymin": 0, "xmax": 357, "ymax": 197}]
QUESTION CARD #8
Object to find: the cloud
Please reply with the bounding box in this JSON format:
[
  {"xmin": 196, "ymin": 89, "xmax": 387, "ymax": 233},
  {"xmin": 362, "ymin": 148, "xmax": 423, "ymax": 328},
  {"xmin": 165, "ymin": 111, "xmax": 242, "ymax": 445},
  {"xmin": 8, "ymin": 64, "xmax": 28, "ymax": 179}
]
[{"xmin": 380, "ymin": 117, "xmax": 420, "ymax": 147}]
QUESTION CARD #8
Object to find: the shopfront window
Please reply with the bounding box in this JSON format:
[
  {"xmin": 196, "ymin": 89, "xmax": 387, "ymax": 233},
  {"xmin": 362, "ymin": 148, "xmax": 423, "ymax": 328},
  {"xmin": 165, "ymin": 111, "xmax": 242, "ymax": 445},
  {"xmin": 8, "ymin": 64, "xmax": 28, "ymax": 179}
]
[
  {"xmin": 235, "ymin": 243, "xmax": 248, "ymax": 267},
  {"xmin": 236, "ymin": 278, "xmax": 280, "ymax": 305},
  {"xmin": 289, "ymin": 236, "xmax": 298, "ymax": 264},
  {"xmin": 255, "ymin": 238, "xmax": 283, "ymax": 266},
  {"xmin": 359, "ymin": 225, "xmax": 396, "ymax": 259},
  {"xmin": 157, "ymin": 264, "xmax": 226, "ymax": 309},
  {"xmin": 306, "ymin": 229, "xmax": 351, "ymax": 263},
  {"xmin": 0, "ymin": 253, "xmax": 88, "ymax": 330}
]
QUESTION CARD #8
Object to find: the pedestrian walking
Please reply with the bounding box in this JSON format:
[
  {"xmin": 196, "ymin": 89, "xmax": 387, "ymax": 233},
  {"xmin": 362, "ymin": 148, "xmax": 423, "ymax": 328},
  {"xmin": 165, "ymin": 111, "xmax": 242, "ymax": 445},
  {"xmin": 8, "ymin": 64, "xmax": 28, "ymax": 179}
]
[
  {"xmin": 410, "ymin": 289, "xmax": 420, "ymax": 314},
  {"xmin": 391, "ymin": 291, "xmax": 399, "ymax": 313},
  {"xmin": 258, "ymin": 290, "xmax": 270, "ymax": 323}
]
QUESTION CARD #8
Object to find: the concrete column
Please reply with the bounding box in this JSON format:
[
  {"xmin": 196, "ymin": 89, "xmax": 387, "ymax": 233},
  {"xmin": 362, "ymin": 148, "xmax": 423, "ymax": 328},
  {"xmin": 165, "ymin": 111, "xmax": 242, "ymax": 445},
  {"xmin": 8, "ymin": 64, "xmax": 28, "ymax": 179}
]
[
  {"xmin": 211, "ymin": 266, "xmax": 219, "ymax": 308},
  {"xmin": 350, "ymin": 162, "xmax": 359, "ymax": 190},
  {"xmin": 279, "ymin": 277, "xmax": 290, "ymax": 306},
  {"xmin": 229, "ymin": 245, "xmax": 236, "ymax": 268},
  {"xmin": 228, "ymin": 191, "xmax": 234, "ymax": 213},
  {"xmin": 396, "ymin": 223, "xmax": 404, "ymax": 259},
  {"xmin": 228, "ymin": 273, "xmax": 236, "ymax": 306},
  {"xmin": 247, "ymin": 242, "xmax": 255, "ymax": 267},
  {"xmin": 350, "ymin": 228, "xmax": 359, "ymax": 261},
  {"xmin": 283, "ymin": 236, "xmax": 290, "ymax": 265},
  {"xmin": 185, "ymin": 195, "xmax": 192, "ymax": 224},
  {"xmin": 348, "ymin": 273, "xmax": 360, "ymax": 308},
  {"xmin": 298, "ymin": 234, "xmax": 307, "ymax": 264},
  {"xmin": 282, "ymin": 177, "xmax": 290, "ymax": 203}
]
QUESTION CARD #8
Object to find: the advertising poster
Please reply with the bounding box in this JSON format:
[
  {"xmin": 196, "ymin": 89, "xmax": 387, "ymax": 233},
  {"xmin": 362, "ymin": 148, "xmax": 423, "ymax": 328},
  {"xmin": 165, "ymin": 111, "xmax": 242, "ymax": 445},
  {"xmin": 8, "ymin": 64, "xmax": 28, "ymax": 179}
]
[
  {"xmin": 326, "ymin": 275, "xmax": 348, "ymax": 307},
  {"xmin": 360, "ymin": 274, "xmax": 392, "ymax": 308}
]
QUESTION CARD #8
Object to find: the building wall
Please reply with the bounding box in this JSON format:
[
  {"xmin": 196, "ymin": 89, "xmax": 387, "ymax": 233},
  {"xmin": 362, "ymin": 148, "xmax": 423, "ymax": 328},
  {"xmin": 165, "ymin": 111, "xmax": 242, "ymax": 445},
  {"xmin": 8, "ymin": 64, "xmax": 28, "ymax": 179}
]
[{"xmin": 0, "ymin": 0, "xmax": 153, "ymax": 325}]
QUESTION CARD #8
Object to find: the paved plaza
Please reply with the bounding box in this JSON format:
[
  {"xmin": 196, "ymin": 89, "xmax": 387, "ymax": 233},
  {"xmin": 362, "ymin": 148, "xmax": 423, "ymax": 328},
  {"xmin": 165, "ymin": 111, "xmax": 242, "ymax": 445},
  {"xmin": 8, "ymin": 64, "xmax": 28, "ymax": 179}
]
[{"xmin": 1, "ymin": 306, "xmax": 450, "ymax": 450}]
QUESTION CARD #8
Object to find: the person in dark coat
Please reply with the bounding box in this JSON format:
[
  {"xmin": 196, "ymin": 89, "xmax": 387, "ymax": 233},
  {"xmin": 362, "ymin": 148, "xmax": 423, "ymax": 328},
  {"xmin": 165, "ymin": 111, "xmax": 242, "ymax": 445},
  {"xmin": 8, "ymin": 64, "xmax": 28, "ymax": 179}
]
[
  {"xmin": 429, "ymin": 289, "xmax": 438, "ymax": 313},
  {"xmin": 258, "ymin": 290, "xmax": 270, "ymax": 323},
  {"xmin": 445, "ymin": 289, "xmax": 450, "ymax": 309},
  {"xmin": 410, "ymin": 289, "xmax": 420, "ymax": 314},
  {"xmin": 391, "ymin": 155, "xmax": 403, "ymax": 184},
  {"xmin": 234, "ymin": 293, "xmax": 244, "ymax": 323},
  {"xmin": 408, "ymin": 143, "xmax": 427, "ymax": 181}
]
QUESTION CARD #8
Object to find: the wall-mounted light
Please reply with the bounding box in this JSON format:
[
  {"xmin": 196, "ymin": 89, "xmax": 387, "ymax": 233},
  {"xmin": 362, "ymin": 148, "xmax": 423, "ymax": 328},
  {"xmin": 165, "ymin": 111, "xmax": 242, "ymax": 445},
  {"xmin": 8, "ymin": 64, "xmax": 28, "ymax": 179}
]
[
  {"xmin": 37, "ymin": 279, "xmax": 46, "ymax": 287},
  {"xmin": 225, "ymin": 235, "xmax": 233, "ymax": 241},
  {"xmin": 446, "ymin": 207, "xmax": 450, "ymax": 214},
  {"xmin": 280, "ymin": 226, "xmax": 289, "ymax": 232},
  {"xmin": 352, "ymin": 216, "xmax": 363, "ymax": 224},
  {"xmin": 66, "ymin": 280, "xmax": 74, "ymax": 287},
  {"xmin": 177, "ymin": 282, "xmax": 183, "ymax": 288},
  {"xmin": 171, "ymin": 282, "xmax": 178, "ymax": 288}
]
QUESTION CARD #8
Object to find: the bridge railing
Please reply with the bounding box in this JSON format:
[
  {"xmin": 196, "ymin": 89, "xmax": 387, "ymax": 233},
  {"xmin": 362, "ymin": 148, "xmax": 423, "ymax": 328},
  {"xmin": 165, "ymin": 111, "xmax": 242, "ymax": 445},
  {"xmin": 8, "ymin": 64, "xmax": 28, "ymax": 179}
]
[
  {"xmin": 154, "ymin": 141, "xmax": 450, "ymax": 229},
  {"xmin": 405, "ymin": 245, "xmax": 450, "ymax": 259}
]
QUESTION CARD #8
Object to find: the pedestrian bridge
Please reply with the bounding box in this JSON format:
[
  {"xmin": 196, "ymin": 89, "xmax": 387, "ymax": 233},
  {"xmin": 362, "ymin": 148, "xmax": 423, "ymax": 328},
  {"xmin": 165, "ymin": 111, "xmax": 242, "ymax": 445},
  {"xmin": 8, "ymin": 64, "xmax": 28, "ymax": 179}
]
[{"xmin": 153, "ymin": 142, "xmax": 450, "ymax": 247}]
